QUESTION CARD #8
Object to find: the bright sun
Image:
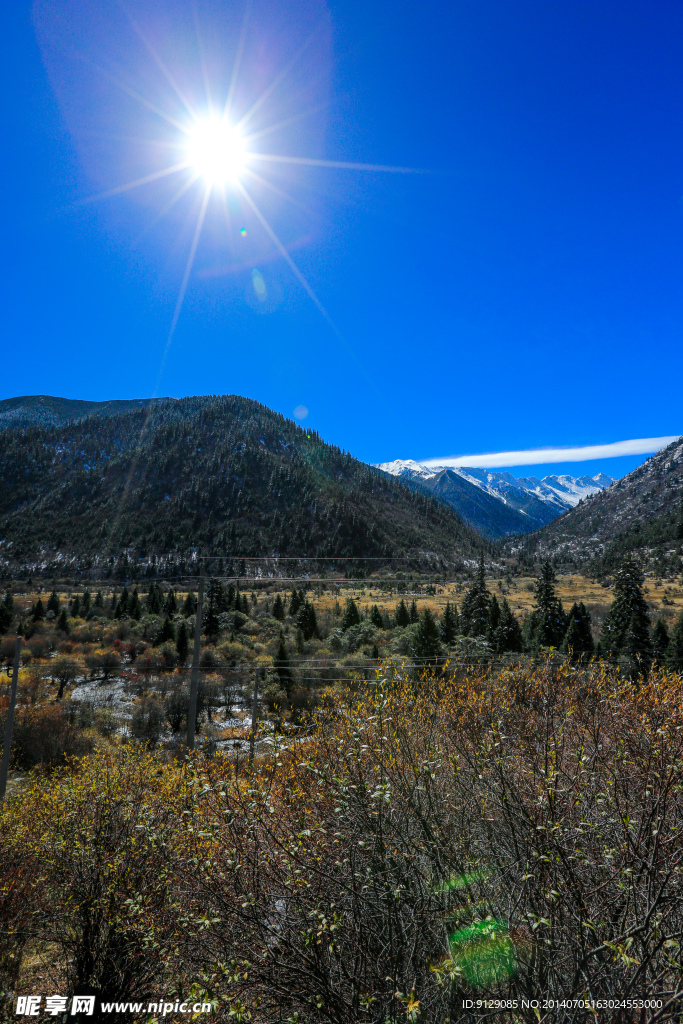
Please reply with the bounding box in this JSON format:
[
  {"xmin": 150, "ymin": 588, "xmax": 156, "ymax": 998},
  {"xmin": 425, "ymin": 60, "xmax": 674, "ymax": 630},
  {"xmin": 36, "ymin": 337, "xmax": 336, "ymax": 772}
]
[{"xmin": 186, "ymin": 117, "xmax": 247, "ymax": 186}]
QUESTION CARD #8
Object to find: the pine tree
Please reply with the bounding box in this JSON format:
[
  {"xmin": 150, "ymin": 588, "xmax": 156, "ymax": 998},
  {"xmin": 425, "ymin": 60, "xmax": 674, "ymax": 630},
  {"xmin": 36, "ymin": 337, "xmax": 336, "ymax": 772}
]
[
  {"xmin": 57, "ymin": 608, "xmax": 70, "ymax": 634},
  {"xmin": 289, "ymin": 588, "xmax": 303, "ymax": 617},
  {"xmin": 32, "ymin": 598, "xmax": 45, "ymax": 622},
  {"xmin": 183, "ymin": 591, "xmax": 197, "ymax": 617},
  {"xmin": 204, "ymin": 579, "xmax": 223, "ymax": 640},
  {"xmin": 460, "ymin": 555, "xmax": 490, "ymax": 637},
  {"xmin": 666, "ymin": 612, "xmax": 683, "ymax": 670},
  {"xmin": 369, "ymin": 604, "xmax": 384, "ymax": 628},
  {"xmin": 562, "ymin": 602, "xmax": 594, "ymax": 661},
  {"xmin": 624, "ymin": 609, "xmax": 652, "ymax": 673},
  {"xmin": 297, "ymin": 601, "xmax": 319, "ymax": 641},
  {"xmin": 413, "ymin": 608, "xmax": 442, "ymax": 663},
  {"xmin": 274, "ymin": 632, "xmax": 293, "ymax": 695},
  {"xmin": 440, "ymin": 601, "xmax": 459, "ymax": 645},
  {"xmin": 491, "ymin": 598, "xmax": 523, "ymax": 654},
  {"xmin": 409, "ymin": 599, "xmax": 419, "ymax": 624},
  {"xmin": 394, "ymin": 599, "xmax": 411, "ymax": 628},
  {"xmin": 0, "ymin": 590, "xmax": 14, "ymax": 632},
  {"xmin": 272, "ymin": 595, "xmax": 285, "ymax": 621},
  {"xmin": 488, "ymin": 594, "xmax": 501, "ymax": 632},
  {"xmin": 652, "ymin": 618, "xmax": 670, "ymax": 666},
  {"xmin": 146, "ymin": 583, "xmax": 163, "ymax": 615},
  {"xmin": 157, "ymin": 615, "xmax": 176, "ymax": 645},
  {"xmin": 530, "ymin": 562, "xmax": 568, "ymax": 649},
  {"xmin": 70, "ymin": 594, "xmax": 82, "ymax": 617},
  {"xmin": 600, "ymin": 560, "xmax": 652, "ymax": 664},
  {"xmin": 94, "ymin": 591, "xmax": 104, "ymax": 610},
  {"xmin": 164, "ymin": 588, "xmax": 178, "ymax": 615},
  {"xmin": 115, "ymin": 586, "xmax": 130, "ymax": 619},
  {"xmin": 176, "ymin": 620, "xmax": 190, "ymax": 665},
  {"xmin": 81, "ymin": 590, "xmax": 92, "ymax": 617},
  {"xmin": 47, "ymin": 590, "xmax": 60, "ymax": 615},
  {"xmin": 341, "ymin": 598, "xmax": 361, "ymax": 631},
  {"xmin": 129, "ymin": 589, "xmax": 142, "ymax": 620}
]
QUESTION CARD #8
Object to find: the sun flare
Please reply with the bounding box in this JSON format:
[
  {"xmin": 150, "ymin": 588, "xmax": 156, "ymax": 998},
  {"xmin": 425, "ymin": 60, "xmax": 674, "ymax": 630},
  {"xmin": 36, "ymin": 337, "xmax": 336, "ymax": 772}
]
[{"xmin": 185, "ymin": 117, "xmax": 247, "ymax": 186}]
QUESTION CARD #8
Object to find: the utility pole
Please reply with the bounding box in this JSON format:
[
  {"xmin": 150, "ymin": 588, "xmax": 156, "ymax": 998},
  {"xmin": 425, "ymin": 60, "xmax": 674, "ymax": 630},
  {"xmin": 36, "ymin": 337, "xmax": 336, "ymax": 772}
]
[
  {"xmin": 186, "ymin": 576, "xmax": 205, "ymax": 750},
  {"xmin": 248, "ymin": 670, "xmax": 259, "ymax": 766},
  {"xmin": 0, "ymin": 635, "xmax": 22, "ymax": 802}
]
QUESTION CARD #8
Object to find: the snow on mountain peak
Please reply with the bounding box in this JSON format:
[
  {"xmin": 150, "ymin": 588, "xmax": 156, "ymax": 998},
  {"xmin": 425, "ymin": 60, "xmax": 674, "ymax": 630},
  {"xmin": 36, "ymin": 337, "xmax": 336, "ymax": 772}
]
[{"xmin": 375, "ymin": 458, "xmax": 615, "ymax": 515}]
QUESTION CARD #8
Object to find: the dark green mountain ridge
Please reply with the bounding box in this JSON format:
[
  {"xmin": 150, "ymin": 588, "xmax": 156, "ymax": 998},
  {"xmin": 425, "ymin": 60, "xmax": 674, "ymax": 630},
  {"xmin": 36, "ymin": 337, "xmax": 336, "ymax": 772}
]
[
  {"xmin": 0, "ymin": 394, "xmax": 487, "ymax": 580},
  {"xmin": 511, "ymin": 434, "xmax": 683, "ymax": 572}
]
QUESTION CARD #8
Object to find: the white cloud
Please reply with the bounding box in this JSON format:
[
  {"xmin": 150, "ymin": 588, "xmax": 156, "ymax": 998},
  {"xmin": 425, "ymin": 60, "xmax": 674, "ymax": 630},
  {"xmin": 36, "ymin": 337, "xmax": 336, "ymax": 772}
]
[{"xmin": 419, "ymin": 436, "xmax": 680, "ymax": 470}]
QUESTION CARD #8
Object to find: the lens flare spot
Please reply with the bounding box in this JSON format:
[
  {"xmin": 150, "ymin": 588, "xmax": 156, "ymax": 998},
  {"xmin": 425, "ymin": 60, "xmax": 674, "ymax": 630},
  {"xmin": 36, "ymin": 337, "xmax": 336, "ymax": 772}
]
[
  {"xmin": 251, "ymin": 268, "xmax": 267, "ymax": 301},
  {"xmin": 294, "ymin": 405, "xmax": 309, "ymax": 420},
  {"xmin": 240, "ymin": 227, "xmax": 247, "ymax": 236}
]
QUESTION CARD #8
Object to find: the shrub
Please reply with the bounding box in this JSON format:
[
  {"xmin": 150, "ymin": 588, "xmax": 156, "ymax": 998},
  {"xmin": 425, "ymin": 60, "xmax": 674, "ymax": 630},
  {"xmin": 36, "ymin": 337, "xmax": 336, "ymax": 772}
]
[
  {"xmin": 8, "ymin": 705, "xmax": 94, "ymax": 769},
  {"xmin": 131, "ymin": 698, "xmax": 165, "ymax": 745}
]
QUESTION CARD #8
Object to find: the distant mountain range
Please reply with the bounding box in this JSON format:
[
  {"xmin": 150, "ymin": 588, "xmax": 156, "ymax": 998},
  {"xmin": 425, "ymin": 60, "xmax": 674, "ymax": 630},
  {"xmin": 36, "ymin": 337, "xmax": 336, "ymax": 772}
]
[{"xmin": 376, "ymin": 459, "xmax": 614, "ymax": 540}]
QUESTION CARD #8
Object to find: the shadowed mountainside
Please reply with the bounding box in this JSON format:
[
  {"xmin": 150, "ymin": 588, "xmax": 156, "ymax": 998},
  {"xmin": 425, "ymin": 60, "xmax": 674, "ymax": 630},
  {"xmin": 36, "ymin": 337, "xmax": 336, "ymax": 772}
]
[{"xmin": 0, "ymin": 394, "xmax": 488, "ymax": 579}]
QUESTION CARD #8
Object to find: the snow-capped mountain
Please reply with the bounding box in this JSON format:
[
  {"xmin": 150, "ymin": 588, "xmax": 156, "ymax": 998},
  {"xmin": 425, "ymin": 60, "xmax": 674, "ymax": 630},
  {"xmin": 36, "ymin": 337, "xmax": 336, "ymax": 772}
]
[{"xmin": 374, "ymin": 459, "xmax": 615, "ymax": 538}]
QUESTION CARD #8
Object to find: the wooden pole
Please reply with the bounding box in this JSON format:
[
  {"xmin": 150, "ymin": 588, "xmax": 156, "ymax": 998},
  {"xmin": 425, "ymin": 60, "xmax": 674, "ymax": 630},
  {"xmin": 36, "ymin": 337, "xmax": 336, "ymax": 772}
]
[
  {"xmin": 248, "ymin": 671, "xmax": 259, "ymax": 766},
  {"xmin": 186, "ymin": 577, "xmax": 205, "ymax": 750},
  {"xmin": 0, "ymin": 636, "xmax": 22, "ymax": 802}
]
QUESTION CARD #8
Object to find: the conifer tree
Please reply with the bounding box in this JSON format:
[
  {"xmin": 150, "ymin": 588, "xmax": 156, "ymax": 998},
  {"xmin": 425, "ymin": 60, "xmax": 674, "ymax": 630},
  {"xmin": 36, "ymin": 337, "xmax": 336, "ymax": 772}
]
[
  {"xmin": 289, "ymin": 588, "xmax": 303, "ymax": 617},
  {"xmin": 413, "ymin": 608, "xmax": 441, "ymax": 663},
  {"xmin": 164, "ymin": 588, "xmax": 178, "ymax": 615},
  {"xmin": 491, "ymin": 598, "xmax": 523, "ymax": 654},
  {"xmin": 129, "ymin": 589, "xmax": 142, "ymax": 621},
  {"xmin": 274, "ymin": 632, "xmax": 293, "ymax": 696},
  {"xmin": 94, "ymin": 591, "xmax": 104, "ymax": 609},
  {"xmin": 57, "ymin": 608, "xmax": 70, "ymax": 634},
  {"xmin": 652, "ymin": 618, "xmax": 670, "ymax": 665},
  {"xmin": 157, "ymin": 615, "xmax": 176, "ymax": 645},
  {"xmin": 394, "ymin": 599, "xmax": 411, "ymax": 628},
  {"xmin": 0, "ymin": 590, "xmax": 14, "ymax": 632},
  {"xmin": 32, "ymin": 598, "xmax": 45, "ymax": 622},
  {"xmin": 529, "ymin": 562, "xmax": 568, "ymax": 649},
  {"xmin": 460, "ymin": 555, "xmax": 490, "ymax": 637},
  {"xmin": 600, "ymin": 560, "xmax": 652, "ymax": 664},
  {"xmin": 296, "ymin": 628, "xmax": 305, "ymax": 654},
  {"xmin": 183, "ymin": 591, "xmax": 197, "ymax": 617},
  {"xmin": 175, "ymin": 620, "xmax": 190, "ymax": 665},
  {"xmin": 369, "ymin": 604, "xmax": 384, "ymax": 628},
  {"xmin": 297, "ymin": 601, "xmax": 319, "ymax": 641},
  {"xmin": 409, "ymin": 599, "xmax": 419, "ymax": 624},
  {"xmin": 666, "ymin": 612, "xmax": 683, "ymax": 670},
  {"xmin": 47, "ymin": 590, "xmax": 60, "ymax": 616},
  {"xmin": 440, "ymin": 601, "xmax": 459, "ymax": 645},
  {"xmin": 115, "ymin": 587, "xmax": 130, "ymax": 619},
  {"xmin": 146, "ymin": 583, "xmax": 163, "ymax": 615},
  {"xmin": 204, "ymin": 579, "xmax": 223, "ymax": 641},
  {"xmin": 272, "ymin": 595, "xmax": 285, "ymax": 621},
  {"xmin": 488, "ymin": 594, "xmax": 501, "ymax": 633},
  {"xmin": 81, "ymin": 590, "xmax": 92, "ymax": 617},
  {"xmin": 562, "ymin": 602, "xmax": 594, "ymax": 661},
  {"xmin": 341, "ymin": 598, "xmax": 361, "ymax": 631}
]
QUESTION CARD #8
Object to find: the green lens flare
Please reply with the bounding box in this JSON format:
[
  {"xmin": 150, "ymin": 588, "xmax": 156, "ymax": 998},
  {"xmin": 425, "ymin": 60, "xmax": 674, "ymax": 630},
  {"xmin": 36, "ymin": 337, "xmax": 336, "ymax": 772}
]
[
  {"xmin": 434, "ymin": 870, "xmax": 489, "ymax": 892},
  {"xmin": 448, "ymin": 920, "xmax": 516, "ymax": 987}
]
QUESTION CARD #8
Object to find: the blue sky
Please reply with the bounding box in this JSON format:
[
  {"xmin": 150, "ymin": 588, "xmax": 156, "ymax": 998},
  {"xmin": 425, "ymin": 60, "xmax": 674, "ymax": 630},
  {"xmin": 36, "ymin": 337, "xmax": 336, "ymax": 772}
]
[{"xmin": 1, "ymin": 0, "xmax": 682, "ymax": 477}]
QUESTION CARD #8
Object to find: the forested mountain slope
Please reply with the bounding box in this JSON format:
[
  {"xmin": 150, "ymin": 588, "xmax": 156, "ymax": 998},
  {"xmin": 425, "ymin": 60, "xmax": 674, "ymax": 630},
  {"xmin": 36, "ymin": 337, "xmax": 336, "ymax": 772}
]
[
  {"xmin": 511, "ymin": 435, "xmax": 683, "ymax": 572},
  {"xmin": 0, "ymin": 394, "xmax": 486, "ymax": 579},
  {"xmin": 0, "ymin": 395, "xmax": 152, "ymax": 430}
]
